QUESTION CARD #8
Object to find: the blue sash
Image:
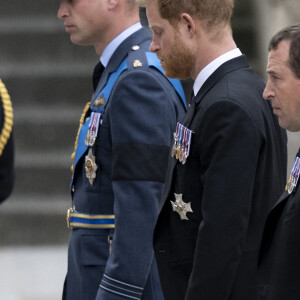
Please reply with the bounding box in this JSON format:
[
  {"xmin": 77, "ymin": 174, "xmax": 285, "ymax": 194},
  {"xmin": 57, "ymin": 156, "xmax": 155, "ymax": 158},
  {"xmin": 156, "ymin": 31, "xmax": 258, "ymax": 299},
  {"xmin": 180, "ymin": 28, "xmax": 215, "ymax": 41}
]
[{"xmin": 71, "ymin": 52, "xmax": 187, "ymax": 188}]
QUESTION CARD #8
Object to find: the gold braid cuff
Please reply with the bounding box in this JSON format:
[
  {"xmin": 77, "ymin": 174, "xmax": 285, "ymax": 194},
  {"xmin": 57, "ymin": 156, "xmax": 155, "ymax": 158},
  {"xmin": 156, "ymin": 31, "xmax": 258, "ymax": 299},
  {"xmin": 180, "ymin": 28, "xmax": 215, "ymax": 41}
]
[
  {"xmin": 0, "ymin": 79, "xmax": 13, "ymax": 157},
  {"xmin": 71, "ymin": 102, "xmax": 91, "ymax": 173}
]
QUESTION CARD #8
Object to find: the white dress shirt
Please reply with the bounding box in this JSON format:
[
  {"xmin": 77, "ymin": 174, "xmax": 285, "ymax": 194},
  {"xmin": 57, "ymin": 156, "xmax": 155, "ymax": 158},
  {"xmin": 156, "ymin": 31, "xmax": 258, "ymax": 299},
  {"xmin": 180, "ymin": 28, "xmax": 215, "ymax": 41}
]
[
  {"xmin": 100, "ymin": 22, "xmax": 142, "ymax": 67},
  {"xmin": 193, "ymin": 48, "xmax": 242, "ymax": 97}
]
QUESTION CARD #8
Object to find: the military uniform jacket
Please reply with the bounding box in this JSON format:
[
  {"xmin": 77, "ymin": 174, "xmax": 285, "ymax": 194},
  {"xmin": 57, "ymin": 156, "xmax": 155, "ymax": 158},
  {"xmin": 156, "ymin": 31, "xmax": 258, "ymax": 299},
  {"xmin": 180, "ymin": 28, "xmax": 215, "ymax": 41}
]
[
  {"xmin": 258, "ymin": 148, "xmax": 300, "ymax": 300},
  {"xmin": 0, "ymin": 79, "xmax": 14, "ymax": 203},
  {"xmin": 63, "ymin": 28, "xmax": 186, "ymax": 300},
  {"xmin": 153, "ymin": 55, "xmax": 287, "ymax": 300}
]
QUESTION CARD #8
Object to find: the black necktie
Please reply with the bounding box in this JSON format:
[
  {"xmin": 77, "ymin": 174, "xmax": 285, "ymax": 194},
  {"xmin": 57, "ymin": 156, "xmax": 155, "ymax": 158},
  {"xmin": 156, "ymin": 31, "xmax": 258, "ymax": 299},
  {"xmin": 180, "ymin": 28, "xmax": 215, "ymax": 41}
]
[
  {"xmin": 92, "ymin": 61, "xmax": 104, "ymax": 91},
  {"xmin": 189, "ymin": 91, "xmax": 196, "ymax": 107}
]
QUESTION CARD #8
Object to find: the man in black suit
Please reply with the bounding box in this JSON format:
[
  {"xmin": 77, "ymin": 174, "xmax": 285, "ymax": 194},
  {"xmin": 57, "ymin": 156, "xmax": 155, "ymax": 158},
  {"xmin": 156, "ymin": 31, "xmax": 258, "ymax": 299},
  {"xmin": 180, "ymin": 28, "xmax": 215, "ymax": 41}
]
[
  {"xmin": 0, "ymin": 79, "xmax": 14, "ymax": 204},
  {"xmin": 258, "ymin": 23, "xmax": 300, "ymax": 300},
  {"xmin": 137, "ymin": 0, "xmax": 288, "ymax": 299}
]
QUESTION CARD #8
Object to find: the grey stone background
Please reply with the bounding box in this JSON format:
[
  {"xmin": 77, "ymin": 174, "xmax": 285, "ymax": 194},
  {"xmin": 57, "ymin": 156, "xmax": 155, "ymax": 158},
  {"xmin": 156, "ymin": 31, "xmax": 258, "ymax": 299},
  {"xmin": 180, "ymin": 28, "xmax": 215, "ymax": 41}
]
[{"xmin": 0, "ymin": 1, "xmax": 299, "ymax": 299}]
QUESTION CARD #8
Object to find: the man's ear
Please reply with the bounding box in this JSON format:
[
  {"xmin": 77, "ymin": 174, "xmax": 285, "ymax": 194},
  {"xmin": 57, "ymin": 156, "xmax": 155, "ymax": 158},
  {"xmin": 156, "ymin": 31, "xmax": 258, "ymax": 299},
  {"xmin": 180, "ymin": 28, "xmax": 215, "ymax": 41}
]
[
  {"xmin": 107, "ymin": 0, "xmax": 119, "ymax": 10},
  {"xmin": 181, "ymin": 13, "xmax": 196, "ymax": 38}
]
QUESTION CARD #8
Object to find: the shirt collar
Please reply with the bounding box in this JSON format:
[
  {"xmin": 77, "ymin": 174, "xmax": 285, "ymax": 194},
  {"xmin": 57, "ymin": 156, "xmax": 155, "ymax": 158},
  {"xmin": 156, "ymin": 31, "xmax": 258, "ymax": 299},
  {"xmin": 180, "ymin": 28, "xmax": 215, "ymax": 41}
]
[
  {"xmin": 100, "ymin": 22, "xmax": 142, "ymax": 67},
  {"xmin": 193, "ymin": 48, "xmax": 242, "ymax": 97}
]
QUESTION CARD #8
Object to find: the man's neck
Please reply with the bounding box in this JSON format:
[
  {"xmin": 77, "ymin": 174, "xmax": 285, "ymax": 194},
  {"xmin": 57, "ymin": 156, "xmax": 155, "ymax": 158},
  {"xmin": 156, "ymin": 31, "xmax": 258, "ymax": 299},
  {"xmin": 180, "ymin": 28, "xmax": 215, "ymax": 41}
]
[
  {"xmin": 94, "ymin": 15, "xmax": 140, "ymax": 56},
  {"xmin": 192, "ymin": 27, "xmax": 237, "ymax": 80}
]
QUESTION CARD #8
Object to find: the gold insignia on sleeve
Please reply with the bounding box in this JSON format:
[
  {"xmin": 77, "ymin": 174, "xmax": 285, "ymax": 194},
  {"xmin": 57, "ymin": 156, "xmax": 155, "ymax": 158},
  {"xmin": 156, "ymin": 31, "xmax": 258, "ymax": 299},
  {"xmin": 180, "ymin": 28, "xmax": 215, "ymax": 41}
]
[
  {"xmin": 131, "ymin": 45, "xmax": 140, "ymax": 51},
  {"xmin": 133, "ymin": 60, "xmax": 143, "ymax": 68},
  {"xmin": 171, "ymin": 193, "xmax": 193, "ymax": 220}
]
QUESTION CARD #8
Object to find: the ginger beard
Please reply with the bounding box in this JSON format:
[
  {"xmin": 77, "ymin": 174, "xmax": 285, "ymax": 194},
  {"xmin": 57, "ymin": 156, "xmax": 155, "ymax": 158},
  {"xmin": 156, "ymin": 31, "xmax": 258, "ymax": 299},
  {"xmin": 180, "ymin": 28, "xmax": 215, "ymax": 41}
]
[{"xmin": 160, "ymin": 31, "xmax": 195, "ymax": 80}]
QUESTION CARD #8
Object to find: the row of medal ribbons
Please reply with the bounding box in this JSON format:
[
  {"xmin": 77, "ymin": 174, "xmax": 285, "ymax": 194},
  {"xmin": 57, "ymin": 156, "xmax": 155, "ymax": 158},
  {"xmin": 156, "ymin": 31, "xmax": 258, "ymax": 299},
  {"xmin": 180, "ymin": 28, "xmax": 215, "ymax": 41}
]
[
  {"xmin": 286, "ymin": 155, "xmax": 300, "ymax": 194},
  {"xmin": 171, "ymin": 122, "xmax": 192, "ymax": 165}
]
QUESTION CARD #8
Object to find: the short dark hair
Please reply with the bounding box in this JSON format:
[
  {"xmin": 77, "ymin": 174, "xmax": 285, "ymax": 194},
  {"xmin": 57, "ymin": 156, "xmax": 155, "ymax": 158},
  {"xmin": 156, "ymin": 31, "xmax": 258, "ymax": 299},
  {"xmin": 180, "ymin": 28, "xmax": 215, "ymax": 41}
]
[{"xmin": 268, "ymin": 23, "xmax": 300, "ymax": 79}]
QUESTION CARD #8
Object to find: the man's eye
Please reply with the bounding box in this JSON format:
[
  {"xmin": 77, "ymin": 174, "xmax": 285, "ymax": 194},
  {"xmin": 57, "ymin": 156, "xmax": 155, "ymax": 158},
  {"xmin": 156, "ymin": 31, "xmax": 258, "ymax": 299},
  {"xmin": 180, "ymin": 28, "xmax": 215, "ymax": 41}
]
[{"xmin": 270, "ymin": 74, "xmax": 280, "ymax": 81}]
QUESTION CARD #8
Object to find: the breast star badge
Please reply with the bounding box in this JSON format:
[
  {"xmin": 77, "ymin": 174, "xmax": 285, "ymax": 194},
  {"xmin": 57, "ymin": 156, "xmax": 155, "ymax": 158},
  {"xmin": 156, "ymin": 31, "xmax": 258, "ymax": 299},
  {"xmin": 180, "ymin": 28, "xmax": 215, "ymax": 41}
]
[
  {"xmin": 85, "ymin": 148, "xmax": 98, "ymax": 186},
  {"xmin": 171, "ymin": 193, "xmax": 193, "ymax": 220}
]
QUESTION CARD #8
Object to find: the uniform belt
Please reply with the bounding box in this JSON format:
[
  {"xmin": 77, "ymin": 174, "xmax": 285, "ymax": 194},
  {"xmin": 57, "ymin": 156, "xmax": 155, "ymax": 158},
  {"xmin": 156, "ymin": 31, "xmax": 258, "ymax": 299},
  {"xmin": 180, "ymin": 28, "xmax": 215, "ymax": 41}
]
[{"xmin": 66, "ymin": 208, "xmax": 115, "ymax": 229}]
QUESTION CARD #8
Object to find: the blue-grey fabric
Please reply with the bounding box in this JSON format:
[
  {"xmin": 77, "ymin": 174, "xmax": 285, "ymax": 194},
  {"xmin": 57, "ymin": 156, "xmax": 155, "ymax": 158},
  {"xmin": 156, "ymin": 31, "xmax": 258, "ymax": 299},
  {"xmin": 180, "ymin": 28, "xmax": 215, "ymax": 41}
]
[{"xmin": 63, "ymin": 27, "xmax": 186, "ymax": 300}]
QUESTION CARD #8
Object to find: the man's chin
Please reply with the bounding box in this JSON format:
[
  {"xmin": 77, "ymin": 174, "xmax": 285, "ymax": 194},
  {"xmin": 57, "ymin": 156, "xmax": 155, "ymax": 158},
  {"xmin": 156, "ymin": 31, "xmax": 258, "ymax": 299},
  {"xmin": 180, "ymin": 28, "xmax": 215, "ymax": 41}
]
[
  {"xmin": 70, "ymin": 36, "xmax": 87, "ymax": 46},
  {"xmin": 164, "ymin": 68, "xmax": 190, "ymax": 80}
]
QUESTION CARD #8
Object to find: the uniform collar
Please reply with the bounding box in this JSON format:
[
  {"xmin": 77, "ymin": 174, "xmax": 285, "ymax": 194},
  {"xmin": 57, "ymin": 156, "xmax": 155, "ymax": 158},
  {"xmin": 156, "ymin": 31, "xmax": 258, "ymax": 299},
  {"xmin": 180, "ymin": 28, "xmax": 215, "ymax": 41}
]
[{"xmin": 100, "ymin": 22, "xmax": 142, "ymax": 68}]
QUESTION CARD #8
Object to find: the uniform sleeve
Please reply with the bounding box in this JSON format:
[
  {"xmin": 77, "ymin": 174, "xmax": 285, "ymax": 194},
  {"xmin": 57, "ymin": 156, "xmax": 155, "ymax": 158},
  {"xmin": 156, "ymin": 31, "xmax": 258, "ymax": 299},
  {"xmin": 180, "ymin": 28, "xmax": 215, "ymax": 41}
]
[
  {"xmin": 185, "ymin": 100, "xmax": 260, "ymax": 300},
  {"xmin": 96, "ymin": 69, "xmax": 182, "ymax": 299}
]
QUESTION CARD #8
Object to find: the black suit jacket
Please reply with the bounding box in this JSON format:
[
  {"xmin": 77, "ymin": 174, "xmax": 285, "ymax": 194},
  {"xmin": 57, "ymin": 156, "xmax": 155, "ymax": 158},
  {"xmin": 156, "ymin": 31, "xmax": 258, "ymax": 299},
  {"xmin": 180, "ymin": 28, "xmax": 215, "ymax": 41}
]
[
  {"xmin": 258, "ymin": 148, "xmax": 300, "ymax": 300},
  {"xmin": 153, "ymin": 55, "xmax": 287, "ymax": 300}
]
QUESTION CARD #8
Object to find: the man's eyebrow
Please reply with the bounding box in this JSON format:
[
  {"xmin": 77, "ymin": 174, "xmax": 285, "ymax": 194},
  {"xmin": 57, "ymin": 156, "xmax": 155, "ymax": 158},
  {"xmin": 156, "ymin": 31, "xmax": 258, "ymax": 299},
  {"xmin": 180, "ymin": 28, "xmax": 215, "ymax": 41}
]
[{"xmin": 150, "ymin": 25, "xmax": 161, "ymax": 30}]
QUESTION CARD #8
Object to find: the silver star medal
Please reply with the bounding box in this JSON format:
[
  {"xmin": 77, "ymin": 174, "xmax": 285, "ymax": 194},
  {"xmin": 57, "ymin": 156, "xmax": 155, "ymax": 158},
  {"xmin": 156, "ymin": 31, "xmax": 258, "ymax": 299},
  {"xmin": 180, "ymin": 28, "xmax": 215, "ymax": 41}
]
[
  {"xmin": 171, "ymin": 193, "xmax": 193, "ymax": 220},
  {"xmin": 85, "ymin": 148, "xmax": 98, "ymax": 185}
]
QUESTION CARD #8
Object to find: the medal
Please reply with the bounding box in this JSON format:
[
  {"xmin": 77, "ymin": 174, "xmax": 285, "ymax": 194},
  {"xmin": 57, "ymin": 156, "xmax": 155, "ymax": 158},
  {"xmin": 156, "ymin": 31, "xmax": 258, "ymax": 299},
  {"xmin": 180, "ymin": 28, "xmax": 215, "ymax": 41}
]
[
  {"xmin": 176, "ymin": 125, "xmax": 184, "ymax": 160},
  {"xmin": 285, "ymin": 156, "xmax": 300, "ymax": 194},
  {"xmin": 171, "ymin": 123, "xmax": 180, "ymax": 157},
  {"xmin": 179, "ymin": 128, "xmax": 186, "ymax": 163},
  {"xmin": 182, "ymin": 129, "xmax": 192, "ymax": 165},
  {"xmin": 170, "ymin": 193, "xmax": 193, "ymax": 220},
  {"xmin": 171, "ymin": 123, "xmax": 193, "ymax": 165},
  {"xmin": 85, "ymin": 148, "xmax": 98, "ymax": 185},
  {"xmin": 85, "ymin": 112, "xmax": 101, "ymax": 147}
]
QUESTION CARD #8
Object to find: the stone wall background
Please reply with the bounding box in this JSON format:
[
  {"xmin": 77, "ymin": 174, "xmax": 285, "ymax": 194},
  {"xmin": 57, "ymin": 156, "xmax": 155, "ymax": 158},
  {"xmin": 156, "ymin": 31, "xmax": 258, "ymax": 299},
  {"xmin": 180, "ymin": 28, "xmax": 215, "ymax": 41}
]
[{"xmin": 0, "ymin": 1, "xmax": 299, "ymax": 245}]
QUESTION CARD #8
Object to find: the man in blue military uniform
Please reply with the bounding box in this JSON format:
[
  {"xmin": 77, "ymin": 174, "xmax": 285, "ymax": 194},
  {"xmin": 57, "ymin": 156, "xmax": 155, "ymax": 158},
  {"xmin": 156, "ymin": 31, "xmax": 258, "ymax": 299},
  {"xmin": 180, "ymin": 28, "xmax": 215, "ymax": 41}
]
[
  {"xmin": 258, "ymin": 23, "xmax": 300, "ymax": 300},
  {"xmin": 58, "ymin": 0, "xmax": 186, "ymax": 299},
  {"xmin": 0, "ymin": 79, "xmax": 14, "ymax": 204}
]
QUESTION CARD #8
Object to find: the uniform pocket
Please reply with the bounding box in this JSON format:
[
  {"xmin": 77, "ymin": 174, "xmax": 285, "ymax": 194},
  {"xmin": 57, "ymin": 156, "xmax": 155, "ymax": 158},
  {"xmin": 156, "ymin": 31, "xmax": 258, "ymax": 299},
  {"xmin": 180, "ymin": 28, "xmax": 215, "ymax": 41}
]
[{"xmin": 80, "ymin": 234, "xmax": 110, "ymax": 300}]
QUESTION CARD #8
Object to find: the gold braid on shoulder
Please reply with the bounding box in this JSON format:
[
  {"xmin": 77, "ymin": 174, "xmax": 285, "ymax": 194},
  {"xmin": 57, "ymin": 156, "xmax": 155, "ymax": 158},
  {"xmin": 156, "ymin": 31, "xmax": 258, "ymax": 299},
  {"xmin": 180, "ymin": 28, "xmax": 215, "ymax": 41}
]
[
  {"xmin": 71, "ymin": 101, "xmax": 91, "ymax": 173},
  {"xmin": 0, "ymin": 79, "xmax": 13, "ymax": 157}
]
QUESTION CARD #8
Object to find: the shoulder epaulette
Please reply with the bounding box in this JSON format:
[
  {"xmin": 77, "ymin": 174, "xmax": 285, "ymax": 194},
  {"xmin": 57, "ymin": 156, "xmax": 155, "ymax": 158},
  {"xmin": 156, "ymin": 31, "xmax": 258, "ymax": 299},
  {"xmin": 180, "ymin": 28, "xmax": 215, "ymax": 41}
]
[
  {"xmin": 121, "ymin": 49, "xmax": 187, "ymax": 109},
  {"xmin": 0, "ymin": 79, "xmax": 13, "ymax": 157}
]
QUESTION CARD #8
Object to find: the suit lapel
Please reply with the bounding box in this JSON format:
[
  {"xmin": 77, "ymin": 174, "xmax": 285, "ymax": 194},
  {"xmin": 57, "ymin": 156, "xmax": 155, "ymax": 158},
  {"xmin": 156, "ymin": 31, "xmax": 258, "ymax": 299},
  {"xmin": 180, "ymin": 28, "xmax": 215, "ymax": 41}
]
[
  {"xmin": 183, "ymin": 55, "xmax": 249, "ymax": 128},
  {"xmin": 266, "ymin": 178, "xmax": 299, "ymax": 227},
  {"xmin": 260, "ymin": 149, "xmax": 300, "ymax": 260},
  {"xmin": 265, "ymin": 191, "xmax": 290, "ymax": 231},
  {"xmin": 258, "ymin": 191, "xmax": 289, "ymax": 264}
]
